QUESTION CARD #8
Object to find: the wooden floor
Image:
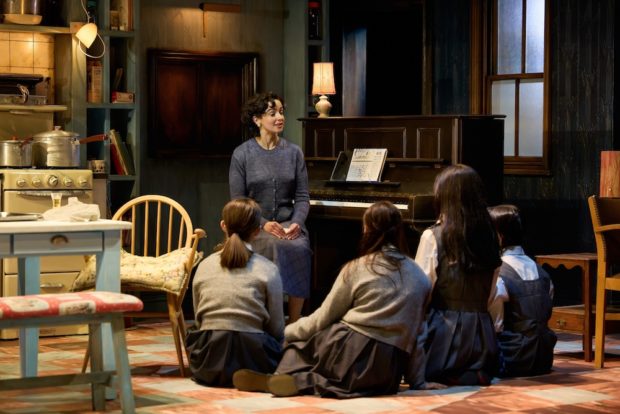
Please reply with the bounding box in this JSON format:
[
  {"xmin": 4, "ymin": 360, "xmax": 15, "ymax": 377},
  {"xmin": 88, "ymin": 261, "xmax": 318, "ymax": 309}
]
[{"xmin": 1, "ymin": 323, "xmax": 620, "ymax": 413}]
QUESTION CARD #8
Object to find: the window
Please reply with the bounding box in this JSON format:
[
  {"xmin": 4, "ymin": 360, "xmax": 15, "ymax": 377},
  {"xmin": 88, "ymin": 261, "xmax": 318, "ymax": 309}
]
[{"xmin": 488, "ymin": 0, "xmax": 549, "ymax": 175}]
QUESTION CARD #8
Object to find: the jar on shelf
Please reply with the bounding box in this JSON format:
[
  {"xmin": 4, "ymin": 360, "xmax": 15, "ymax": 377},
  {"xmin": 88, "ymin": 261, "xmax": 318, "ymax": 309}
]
[{"xmin": 308, "ymin": 1, "xmax": 321, "ymax": 40}]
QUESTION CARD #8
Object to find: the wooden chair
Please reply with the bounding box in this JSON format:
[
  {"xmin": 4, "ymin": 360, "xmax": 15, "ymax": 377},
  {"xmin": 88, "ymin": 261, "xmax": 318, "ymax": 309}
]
[
  {"xmin": 588, "ymin": 195, "xmax": 620, "ymax": 368},
  {"xmin": 0, "ymin": 291, "xmax": 143, "ymax": 413},
  {"xmin": 77, "ymin": 195, "xmax": 206, "ymax": 376}
]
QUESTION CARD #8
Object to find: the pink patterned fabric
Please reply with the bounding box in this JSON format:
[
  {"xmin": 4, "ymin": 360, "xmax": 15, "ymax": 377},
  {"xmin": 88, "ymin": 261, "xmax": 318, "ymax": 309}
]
[{"xmin": 0, "ymin": 292, "xmax": 143, "ymax": 320}]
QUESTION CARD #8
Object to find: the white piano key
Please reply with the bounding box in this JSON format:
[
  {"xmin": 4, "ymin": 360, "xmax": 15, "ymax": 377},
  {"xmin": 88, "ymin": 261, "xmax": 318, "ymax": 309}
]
[{"xmin": 310, "ymin": 199, "xmax": 409, "ymax": 210}]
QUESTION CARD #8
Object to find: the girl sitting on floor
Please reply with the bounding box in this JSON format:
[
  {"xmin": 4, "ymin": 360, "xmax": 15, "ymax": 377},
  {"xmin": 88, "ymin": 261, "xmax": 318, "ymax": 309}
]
[
  {"xmin": 186, "ymin": 198, "xmax": 284, "ymax": 387},
  {"xmin": 233, "ymin": 201, "xmax": 441, "ymax": 398},
  {"xmin": 488, "ymin": 204, "xmax": 557, "ymax": 377},
  {"xmin": 411, "ymin": 164, "xmax": 502, "ymax": 386}
]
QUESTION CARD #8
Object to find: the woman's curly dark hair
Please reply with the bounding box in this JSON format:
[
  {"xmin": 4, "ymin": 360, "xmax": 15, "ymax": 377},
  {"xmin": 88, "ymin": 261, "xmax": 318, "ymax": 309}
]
[{"xmin": 240, "ymin": 92, "xmax": 285, "ymax": 137}]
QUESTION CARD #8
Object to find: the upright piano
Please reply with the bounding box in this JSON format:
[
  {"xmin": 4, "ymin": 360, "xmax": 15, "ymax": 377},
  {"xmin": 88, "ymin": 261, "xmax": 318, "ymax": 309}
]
[{"xmin": 301, "ymin": 115, "xmax": 505, "ymax": 310}]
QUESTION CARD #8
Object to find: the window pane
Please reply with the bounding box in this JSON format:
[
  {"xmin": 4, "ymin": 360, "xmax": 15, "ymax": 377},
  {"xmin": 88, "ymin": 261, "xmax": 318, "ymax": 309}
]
[
  {"xmin": 525, "ymin": 0, "xmax": 545, "ymax": 73},
  {"xmin": 497, "ymin": 0, "xmax": 522, "ymax": 74},
  {"xmin": 518, "ymin": 79, "xmax": 543, "ymax": 156},
  {"xmin": 492, "ymin": 80, "xmax": 516, "ymax": 156}
]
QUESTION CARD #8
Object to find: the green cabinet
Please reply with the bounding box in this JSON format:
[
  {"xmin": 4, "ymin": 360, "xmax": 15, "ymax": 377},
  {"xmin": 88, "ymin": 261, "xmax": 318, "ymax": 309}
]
[{"xmin": 70, "ymin": 0, "xmax": 140, "ymax": 216}]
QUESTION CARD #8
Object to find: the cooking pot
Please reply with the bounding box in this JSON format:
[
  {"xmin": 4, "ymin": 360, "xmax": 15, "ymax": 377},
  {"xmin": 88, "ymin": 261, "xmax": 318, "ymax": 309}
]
[
  {"xmin": 32, "ymin": 127, "xmax": 81, "ymax": 168},
  {"xmin": 32, "ymin": 128, "xmax": 107, "ymax": 168},
  {"xmin": 0, "ymin": 137, "xmax": 32, "ymax": 167},
  {"xmin": 1, "ymin": 0, "xmax": 43, "ymax": 25}
]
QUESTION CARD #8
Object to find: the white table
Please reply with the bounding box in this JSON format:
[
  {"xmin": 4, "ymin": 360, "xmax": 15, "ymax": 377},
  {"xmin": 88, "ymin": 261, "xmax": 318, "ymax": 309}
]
[{"xmin": 0, "ymin": 219, "xmax": 132, "ymax": 377}]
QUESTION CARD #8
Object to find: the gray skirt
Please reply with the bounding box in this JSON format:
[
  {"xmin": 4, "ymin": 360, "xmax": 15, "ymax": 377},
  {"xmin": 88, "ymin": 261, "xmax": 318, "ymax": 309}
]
[
  {"xmin": 276, "ymin": 322, "xmax": 407, "ymax": 398},
  {"xmin": 251, "ymin": 220, "xmax": 312, "ymax": 298},
  {"xmin": 186, "ymin": 328, "xmax": 282, "ymax": 387}
]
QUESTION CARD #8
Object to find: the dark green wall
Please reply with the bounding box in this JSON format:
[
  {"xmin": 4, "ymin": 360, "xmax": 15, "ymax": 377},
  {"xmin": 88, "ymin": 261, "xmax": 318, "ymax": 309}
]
[
  {"xmin": 429, "ymin": 0, "xmax": 471, "ymax": 115},
  {"xmin": 504, "ymin": 0, "xmax": 615, "ymax": 255},
  {"xmin": 432, "ymin": 0, "xmax": 616, "ymax": 257}
]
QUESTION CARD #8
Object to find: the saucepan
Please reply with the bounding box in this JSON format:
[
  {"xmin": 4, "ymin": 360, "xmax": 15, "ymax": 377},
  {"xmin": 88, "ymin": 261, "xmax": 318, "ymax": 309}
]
[
  {"xmin": 32, "ymin": 127, "xmax": 105, "ymax": 168},
  {"xmin": 0, "ymin": 136, "xmax": 32, "ymax": 167},
  {"xmin": 0, "ymin": 0, "xmax": 43, "ymax": 25}
]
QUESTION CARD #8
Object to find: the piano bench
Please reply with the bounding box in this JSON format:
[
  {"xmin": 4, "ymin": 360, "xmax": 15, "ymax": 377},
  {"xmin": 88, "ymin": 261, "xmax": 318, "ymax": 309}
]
[{"xmin": 0, "ymin": 291, "xmax": 143, "ymax": 413}]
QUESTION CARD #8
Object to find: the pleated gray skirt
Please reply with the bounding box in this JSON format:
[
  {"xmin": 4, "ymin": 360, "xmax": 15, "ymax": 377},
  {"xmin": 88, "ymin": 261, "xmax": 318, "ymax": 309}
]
[
  {"xmin": 424, "ymin": 308, "xmax": 499, "ymax": 385},
  {"xmin": 186, "ymin": 329, "xmax": 282, "ymax": 387},
  {"xmin": 277, "ymin": 322, "xmax": 407, "ymax": 398}
]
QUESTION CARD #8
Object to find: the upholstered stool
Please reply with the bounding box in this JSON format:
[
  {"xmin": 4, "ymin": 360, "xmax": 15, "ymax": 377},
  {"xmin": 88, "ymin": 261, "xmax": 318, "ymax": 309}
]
[{"xmin": 0, "ymin": 291, "xmax": 143, "ymax": 413}]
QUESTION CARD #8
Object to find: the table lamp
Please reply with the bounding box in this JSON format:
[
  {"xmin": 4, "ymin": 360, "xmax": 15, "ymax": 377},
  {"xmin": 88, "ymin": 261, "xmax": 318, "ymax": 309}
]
[{"xmin": 312, "ymin": 62, "xmax": 336, "ymax": 118}]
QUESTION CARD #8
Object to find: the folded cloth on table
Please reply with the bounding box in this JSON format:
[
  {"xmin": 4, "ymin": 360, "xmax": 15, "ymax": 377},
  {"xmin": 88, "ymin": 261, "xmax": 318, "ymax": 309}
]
[{"xmin": 42, "ymin": 197, "xmax": 101, "ymax": 222}]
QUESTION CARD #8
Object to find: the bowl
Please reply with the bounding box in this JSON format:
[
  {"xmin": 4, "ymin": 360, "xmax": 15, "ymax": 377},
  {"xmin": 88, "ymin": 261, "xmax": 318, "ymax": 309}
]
[{"xmin": 2, "ymin": 13, "xmax": 43, "ymax": 25}]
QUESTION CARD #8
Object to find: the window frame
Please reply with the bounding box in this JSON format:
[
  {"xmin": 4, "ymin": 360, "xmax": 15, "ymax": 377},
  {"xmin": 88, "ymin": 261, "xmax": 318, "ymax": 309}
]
[{"xmin": 487, "ymin": 0, "xmax": 551, "ymax": 175}]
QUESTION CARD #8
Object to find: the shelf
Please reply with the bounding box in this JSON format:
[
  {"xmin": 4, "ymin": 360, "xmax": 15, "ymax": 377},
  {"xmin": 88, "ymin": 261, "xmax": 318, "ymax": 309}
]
[
  {"xmin": 0, "ymin": 24, "xmax": 71, "ymax": 34},
  {"xmin": 80, "ymin": 0, "xmax": 140, "ymax": 217},
  {"xmin": 86, "ymin": 103, "xmax": 136, "ymax": 110},
  {"xmin": 109, "ymin": 175, "xmax": 136, "ymax": 182},
  {"xmin": 99, "ymin": 29, "xmax": 135, "ymax": 38},
  {"xmin": 92, "ymin": 174, "xmax": 137, "ymax": 182}
]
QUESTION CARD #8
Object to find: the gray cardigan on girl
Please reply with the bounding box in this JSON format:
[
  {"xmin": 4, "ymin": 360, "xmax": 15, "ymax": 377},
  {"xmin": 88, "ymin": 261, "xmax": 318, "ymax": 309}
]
[
  {"xmin": 192, "ymin": 251, "xmax": 285, "ymax": 342},
  {"xmin": 285, "ymin": 250, "xmax": 431, "ymax": 355}
]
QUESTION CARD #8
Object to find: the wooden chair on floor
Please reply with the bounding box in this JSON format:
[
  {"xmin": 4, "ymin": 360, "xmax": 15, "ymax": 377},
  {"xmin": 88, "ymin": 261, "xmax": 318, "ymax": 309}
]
[
  {"xmin": 588, "ymin": 195, "xmax": 620, "ymax": 368},
  {"xmin": 75, "ymin": 195, "xmax": 206, "ymax": 376}
]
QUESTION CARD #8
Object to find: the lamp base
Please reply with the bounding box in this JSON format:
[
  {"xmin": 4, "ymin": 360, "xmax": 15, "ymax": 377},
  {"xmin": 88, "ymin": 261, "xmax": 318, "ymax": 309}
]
[{"xmin": 315, "ymin": 95, "xmax": 332, "ymax": 118}]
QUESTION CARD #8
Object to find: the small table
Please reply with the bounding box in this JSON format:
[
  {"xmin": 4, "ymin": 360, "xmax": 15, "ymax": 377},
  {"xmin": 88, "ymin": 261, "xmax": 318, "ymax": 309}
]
[
  {"xmin": 0, "ymin": 220, "xmax": 131, "ymax": 381},
  {"xmin": 535, "ymin": 253, "xmax": 597, "ymax": 362}
]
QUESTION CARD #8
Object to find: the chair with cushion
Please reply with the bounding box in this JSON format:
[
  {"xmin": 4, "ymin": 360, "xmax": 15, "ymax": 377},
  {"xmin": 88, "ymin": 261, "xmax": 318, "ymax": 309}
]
[
  {"xmin": 588, "ymin": 195, "xmax": 620, "ymax": 368},
  {"xmin": 73, "ymin": 195, "xmax": 206, "ymax": 376}
]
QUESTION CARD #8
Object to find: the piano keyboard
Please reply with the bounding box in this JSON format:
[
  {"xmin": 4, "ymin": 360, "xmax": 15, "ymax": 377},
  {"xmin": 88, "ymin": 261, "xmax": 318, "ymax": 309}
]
[{"xmin": 310, "ymin": 199, "xmax": 409, "ymax": 211}]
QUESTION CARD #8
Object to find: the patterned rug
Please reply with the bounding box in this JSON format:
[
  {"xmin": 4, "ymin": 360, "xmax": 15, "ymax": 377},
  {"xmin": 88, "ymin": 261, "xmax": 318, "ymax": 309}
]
[{"xmin": 1, "ymin": 323, "xmax": 620, "ymax": 413}]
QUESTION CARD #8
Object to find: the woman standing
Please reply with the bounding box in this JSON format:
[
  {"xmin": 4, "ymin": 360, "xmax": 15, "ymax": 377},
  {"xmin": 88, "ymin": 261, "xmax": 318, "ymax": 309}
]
[
  {"xmin": 414, "ymin": 164, "xmax": 502, "ymax": 385},
  {"xmin": 233, "ymin": 201, "xmax": 436, "ymax": 398},
  {"xmin": 229, "ymin": 92, "xmax": 312, "ymax": 323},
  {"xmin": 186, "ymin": 198, "xmax": 284, "ymax": 387}
]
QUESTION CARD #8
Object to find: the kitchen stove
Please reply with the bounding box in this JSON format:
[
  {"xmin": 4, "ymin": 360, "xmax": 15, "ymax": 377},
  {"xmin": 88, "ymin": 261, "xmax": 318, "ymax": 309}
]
[{"xmin": 0, "ymin": 168, "xmax": 93, "ymax": 339}]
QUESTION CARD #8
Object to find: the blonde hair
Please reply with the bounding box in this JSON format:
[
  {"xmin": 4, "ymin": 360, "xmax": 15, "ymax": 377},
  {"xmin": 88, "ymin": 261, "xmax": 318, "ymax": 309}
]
[{"xmin": 219, "ymin": 198, "xmax": 262, "ymax": 269}]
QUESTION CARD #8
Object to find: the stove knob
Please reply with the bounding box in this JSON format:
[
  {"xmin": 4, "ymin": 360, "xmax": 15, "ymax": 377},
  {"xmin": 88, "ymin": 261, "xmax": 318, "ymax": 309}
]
[
  {"xmin": 47, "ymin": 175, "xmax": 59, "ymax": 187},
  {"xmin": 77, "ymin": 176, "xmax": 89, "ymax": 187},
  {"xmin": 63, "ymin": 177, "xmax": 74, "ymax": 187},
  {"xmin": 16, "ymin": 177, "xmax": 27, "ymax": 187},
  {"xmin": 31, "ymin": 177, "xmax": 42, "ymax": 187}
]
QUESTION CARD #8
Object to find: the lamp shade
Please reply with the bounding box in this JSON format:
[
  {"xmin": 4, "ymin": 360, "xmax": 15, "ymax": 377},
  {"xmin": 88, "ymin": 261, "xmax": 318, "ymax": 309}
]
[
  {"xmin": 76, "ymin": 22, "xmax": 98, "ymax": 48},
  {"xmin": 312, "ymin": 62, "xmax": 336, "ymax": 95}
]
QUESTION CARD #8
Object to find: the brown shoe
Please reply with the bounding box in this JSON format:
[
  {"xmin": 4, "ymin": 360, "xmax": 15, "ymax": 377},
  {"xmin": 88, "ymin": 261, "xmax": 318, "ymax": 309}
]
[
  {"xmin": 267, "ymin": 374, "xmax": 299, "ymax": 397},
  {"xmin": 232, "ymin": 369, "xmax": 271, "ymax": 392}
]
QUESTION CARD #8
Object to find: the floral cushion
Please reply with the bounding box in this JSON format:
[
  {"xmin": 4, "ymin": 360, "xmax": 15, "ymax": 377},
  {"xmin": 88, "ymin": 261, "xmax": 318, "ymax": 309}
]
[
  {"xmin": 72, "ymin": 248, "xmax": 202, "ymax": 295},
  {"xmin": 0, "ymin": 291, "xmax": 143, "ymax": 320}
]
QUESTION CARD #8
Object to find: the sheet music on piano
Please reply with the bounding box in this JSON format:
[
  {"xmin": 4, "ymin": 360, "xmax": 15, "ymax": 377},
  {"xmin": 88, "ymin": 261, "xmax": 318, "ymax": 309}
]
[{"xmin": 329, "ymin": 148, "xmax": 388, "ymax": 182}]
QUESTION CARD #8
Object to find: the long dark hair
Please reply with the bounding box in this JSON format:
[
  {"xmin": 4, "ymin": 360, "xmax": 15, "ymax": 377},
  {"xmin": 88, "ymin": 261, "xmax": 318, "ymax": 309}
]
[
  {"xmin": 240, "ymin": 92, "xmax": 285, "ymax": 137},
  {"xmin": 218, "ymin": 198, "xmax": 262, "ymax": 269},
  {"xmin": 434, "ymin": 164, "xmax": 500, "ymax": 273},
  {"xmin": 347, "ymin": 201, "xmax": 408, "ymax": 277}
]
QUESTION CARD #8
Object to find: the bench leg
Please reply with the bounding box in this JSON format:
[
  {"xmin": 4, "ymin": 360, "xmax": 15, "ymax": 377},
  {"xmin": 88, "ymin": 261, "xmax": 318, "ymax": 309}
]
[
  {"xmin": 110, "ymin": 316, "xmax": 136, "ymax": 413},
  {"xmin": 89, "ymin": 323, "xmax": 106, "ymax": 411}
]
